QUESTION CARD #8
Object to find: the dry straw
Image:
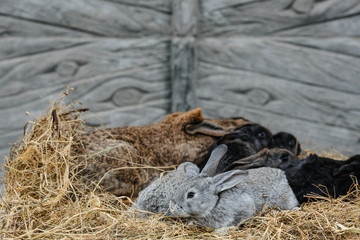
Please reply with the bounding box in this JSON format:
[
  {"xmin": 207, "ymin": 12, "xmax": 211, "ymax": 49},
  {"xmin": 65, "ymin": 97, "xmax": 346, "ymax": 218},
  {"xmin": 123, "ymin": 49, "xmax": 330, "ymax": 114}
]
[{"xmin": 0, "ymin": 89, "xmax": 359, "ymax": 239}]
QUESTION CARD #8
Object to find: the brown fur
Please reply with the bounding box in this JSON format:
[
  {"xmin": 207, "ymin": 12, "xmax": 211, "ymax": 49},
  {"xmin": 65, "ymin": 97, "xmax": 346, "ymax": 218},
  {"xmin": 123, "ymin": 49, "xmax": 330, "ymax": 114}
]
[{"xmin": 76, "ymin": 108, "xmax": 249, "ymax": 197}]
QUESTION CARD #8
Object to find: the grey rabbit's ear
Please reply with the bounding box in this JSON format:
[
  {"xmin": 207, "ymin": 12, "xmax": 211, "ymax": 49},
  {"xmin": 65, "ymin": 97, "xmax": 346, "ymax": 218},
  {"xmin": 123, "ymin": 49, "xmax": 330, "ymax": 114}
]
[
  {"xmin": 200, "ymin": 144, "xmax": 228, "ymax": 177},
  {"xmin": 185, "ymin": 120, "xmax": 228, "ymax": 137},
  {"xmin": 213, "ymin": 170, "xmax": 248, "ymax": 194},
  {"xmin": 178, "ymin": 162, "xmax": 200, "ymax": 179}
]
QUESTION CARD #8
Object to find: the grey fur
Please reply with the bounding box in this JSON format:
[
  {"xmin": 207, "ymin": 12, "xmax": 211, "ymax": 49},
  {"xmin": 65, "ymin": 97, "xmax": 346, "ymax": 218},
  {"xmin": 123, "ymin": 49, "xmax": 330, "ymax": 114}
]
[
  {"xmin": 133, "ymin": 162, "xmax": 200, "ymax": 216},
  {"xmin": 169, "ymin": 167, "xmax": 299, "ymax": 229},
  {"xmin": 200, "ymin": 144, "xmax": 228, "ymax": 177},
  {"xmin": 132, "ymin": 144, "xmax": 229, "ymax": 216}
]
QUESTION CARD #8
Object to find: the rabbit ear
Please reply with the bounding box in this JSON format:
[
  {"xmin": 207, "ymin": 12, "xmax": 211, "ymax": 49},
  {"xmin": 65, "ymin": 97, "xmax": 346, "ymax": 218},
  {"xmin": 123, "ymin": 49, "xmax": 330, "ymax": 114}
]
[
  {"xmin": 200, "ymin": 144, "xmax": 228, "ymax": 177},
  {"xmin": 218, "ymin": 133, "xmax": 238, "ymax": 143},
  {"xmin": 185, "ymin": 120, "xmax": 228, "ymax": 137},
  {"xmin": 178, "ymin": 162, "xmax": 200, "ymax": 179},
  {"xmin": 228, "ymin": 148, "xmax": 271, "ymax": 170},
  {"xmin": 213, "ymin": 170, "xmax": 248, "ymax": 194}
]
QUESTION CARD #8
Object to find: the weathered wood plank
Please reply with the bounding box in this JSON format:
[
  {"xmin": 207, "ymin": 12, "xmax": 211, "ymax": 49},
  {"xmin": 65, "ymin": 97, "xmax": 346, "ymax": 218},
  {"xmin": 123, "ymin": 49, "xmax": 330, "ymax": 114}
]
[
  {"xmin": 172, "ymin": 0, "xmax": 198, "ymax": 37},
  {"xmin": 0, "ymin": 38, "xmax": 92, "ymax": 61},
  {"xmin": 0, "ymin": 0, "xmax": 171, "ymax": 37},
  {"xmin": 0, "ymin": 38, "xmax": 169, "ymax": 100},
  {"xmin": 0, "ymin": 38, "xmax": 170, "ymax": 124},
  {"xmin": 200, "ymin": 98, "xmax": 360, "ymax": 154},
  {"xmin": 106, "ymin": 0, "xmax": 171, "ymax": 13},
  {"xmin": 71, "ymin": 65, "xmax": 170, "ymax": 127},
  {"xmin": 197, "ymin": 61, "xmax": 360, "ymax": 153},
  {"xmin": 0, "ymin": 38, "xmax": 171, "ymax": 162},
  {"xmin": 170, "ymin": 37, "xmax": 197, "ymax": 112},
  {"xmin": 0, "ymin": 16, "xmax": 92, "ymax": 37},
  {"xmin": 200, "ymin": 0, "xmax": 360, "ymax": 36},
  {"xmin": 198, "ymin": 62, "xmax": 360, "ymax": 129},
  {"xmin": 198, "ymin": 37, "xmax": 360, "ymax": 94},
  {"xmin": 170, "ymin": 0, "xmax": 198, "ymax": 112}
]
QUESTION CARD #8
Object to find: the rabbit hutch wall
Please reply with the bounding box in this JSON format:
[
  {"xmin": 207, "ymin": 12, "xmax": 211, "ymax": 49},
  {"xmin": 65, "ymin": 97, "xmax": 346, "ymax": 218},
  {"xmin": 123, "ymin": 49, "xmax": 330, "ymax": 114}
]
[{"xmin": 1, "ymin": 0, "xmax": 360, "ymax": 189}]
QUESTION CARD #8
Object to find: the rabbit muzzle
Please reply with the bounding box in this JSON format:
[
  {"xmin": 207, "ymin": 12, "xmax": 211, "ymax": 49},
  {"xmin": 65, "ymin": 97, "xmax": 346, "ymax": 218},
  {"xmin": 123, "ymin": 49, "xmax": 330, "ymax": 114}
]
[{"xmin": 169, "ymin": 200, "xmax": 190, "ymax": 217}]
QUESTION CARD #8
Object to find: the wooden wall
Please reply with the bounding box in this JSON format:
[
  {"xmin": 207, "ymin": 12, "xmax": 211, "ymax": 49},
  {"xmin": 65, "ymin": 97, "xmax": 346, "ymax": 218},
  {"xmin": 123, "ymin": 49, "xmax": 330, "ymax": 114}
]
[
  {"xmin": 1, "ymin": 0, "xmax": 360, "ymax": 183},
  {"xmin": 195, "ymin": 0, "xmax": 360, "ymax": 154}
]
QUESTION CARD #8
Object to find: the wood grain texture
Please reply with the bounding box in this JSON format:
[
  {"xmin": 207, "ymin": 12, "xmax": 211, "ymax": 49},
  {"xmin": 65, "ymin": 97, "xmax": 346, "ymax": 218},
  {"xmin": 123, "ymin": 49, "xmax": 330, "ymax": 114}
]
[
  {"xmin": 0, "ymin": 0, "xmax": 171, "ymax": 37},
  {"xmin": 172, "ymin": 0, "xmax": 198, "ymax": 37},
  {"xmin": 0, "ymin": 38, "xmax": 171, "ymax": 161},
  {"xmin": 170, "ymin": 37, "xmax": 197, "ymax": 112},
  {"xmin": 103, "ymin": 0, "xmax": 171, "ymax": 13},
  {"xmin": 0, "ymin": 16, "xmax": 92, "ymax": 37},
  {"xmin": 170, "ymin": 0, "xmax": 198, "ymax": 112},
  {"xmin": 199, "ymin": 0, "xmax": 360, "ymax": 36},
  {"xmin": 196, "ymin": 37, "xmax": 360, "ymax": 153},
  {"xmin": 198, "ymin": 37, "xmax": 360, "ymax": 94}
]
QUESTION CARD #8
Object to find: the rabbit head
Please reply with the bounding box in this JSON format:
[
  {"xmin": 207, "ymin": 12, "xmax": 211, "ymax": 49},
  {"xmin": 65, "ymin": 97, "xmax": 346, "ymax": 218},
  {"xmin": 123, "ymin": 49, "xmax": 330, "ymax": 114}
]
[
  {"xmin": 227, "ymin": 148, "xmax": 298, "ymax": 171},
  {"xmin": 169, "ymin": 144, "xmax": 249, "ymax": 219},
  {"xmin": 169, "ymin": 170, "xmax": 248, "ymax": 218},
  {"xmin": 232, "ymin": 124, "xmax": 273, "ymax": 151},
  {"xmin": 133, "ymin": 162, "xmax": 200, "ymax": 216},
  {"xmin": 272, "ymin": 132, "xmax": 301, "ymax": 155}
]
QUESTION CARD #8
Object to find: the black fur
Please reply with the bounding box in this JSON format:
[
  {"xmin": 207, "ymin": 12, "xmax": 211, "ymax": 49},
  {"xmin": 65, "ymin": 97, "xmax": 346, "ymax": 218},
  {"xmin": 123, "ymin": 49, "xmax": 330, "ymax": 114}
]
[
  {"xmin": 233, "ymin": 124, "xmax": 274, "ymax": 152},
  {"xmin": 273, "ymin": 152, "xmax": 360, "ymax": 203},
  {"xmin": 202, "ymin": 124, "xmax": 273, "ymax": 173}
]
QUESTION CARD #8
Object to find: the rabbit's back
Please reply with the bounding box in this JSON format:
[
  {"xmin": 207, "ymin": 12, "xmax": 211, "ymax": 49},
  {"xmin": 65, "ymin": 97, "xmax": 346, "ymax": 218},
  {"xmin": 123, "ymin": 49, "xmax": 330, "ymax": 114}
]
[
  {"xmin": 198, "ymin": 167, "xmax": 298, "ymax": 228},
  {"xmin": 230, "ymin": 167, "xmax": 298, "ymax": 210}
]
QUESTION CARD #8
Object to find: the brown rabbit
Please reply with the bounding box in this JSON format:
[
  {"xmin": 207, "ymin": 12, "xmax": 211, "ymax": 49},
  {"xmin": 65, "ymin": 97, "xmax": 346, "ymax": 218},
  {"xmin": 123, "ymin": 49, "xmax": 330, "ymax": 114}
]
[{"xmin": 76, "ymin": 108, "xmax": 250, "ymax": 197}]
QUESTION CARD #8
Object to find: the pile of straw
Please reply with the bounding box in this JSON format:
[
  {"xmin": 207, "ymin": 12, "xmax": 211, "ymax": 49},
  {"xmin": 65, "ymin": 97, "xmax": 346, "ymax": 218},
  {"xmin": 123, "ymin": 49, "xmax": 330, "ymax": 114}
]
[{"xmin": 1, "ymin": 90, "xmax": 359, "ymax": 239}]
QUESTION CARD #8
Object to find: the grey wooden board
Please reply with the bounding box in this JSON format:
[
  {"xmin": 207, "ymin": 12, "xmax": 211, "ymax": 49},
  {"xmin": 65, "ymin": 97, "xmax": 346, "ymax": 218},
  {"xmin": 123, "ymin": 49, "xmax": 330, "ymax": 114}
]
[
  {"xmin": 200, "ymin": 0, "xmax": 360, "ymax": 36},
  {"xmin": 196, "ymin": 37, "xmax": 360, "ymax": 153},
  {"xmin": 0, "ymin": 38, "xmax": 170, "ymax": 168},
  {"xmin": 0, "ymin": 16, "xmax": 92, "ymax": 37},
  {"xmin": 171, "ymin": 37, "xmax": 197, "ymax": 112},
  {"xmin": 0, "ymin": 0, "xmax": 171, "ymax": 37},
  {"xmin": 170, "ymin": 0, "xmax": 199, "ymax": 112},
  {"xmin": 198, "ymin": 37, "xmax": 360, "ymax": 95},
  {"xmin": 0, "ymin": 38, "xmax": 169, "ymax": 102},
  {"xmin": 172, "ymin": 0, "xmax": 198, "ymax": 37}
]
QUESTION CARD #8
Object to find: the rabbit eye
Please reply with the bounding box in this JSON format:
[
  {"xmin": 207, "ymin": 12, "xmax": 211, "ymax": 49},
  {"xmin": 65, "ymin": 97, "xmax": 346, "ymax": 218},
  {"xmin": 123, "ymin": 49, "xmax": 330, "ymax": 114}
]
[
  {"xmin": 280, "ymin": 154, "xmax": 289, "ymax": 162},
  {"xmin": 288, "ymin": 139, "xmax": 295, "ymax": 147},
  {"xmin": 187, "ymin": 192, "xmax": 195, "ymax": 199},
  {"xmin": 258, "ymin": 132, "xmax": 265, "ymax": 138}
]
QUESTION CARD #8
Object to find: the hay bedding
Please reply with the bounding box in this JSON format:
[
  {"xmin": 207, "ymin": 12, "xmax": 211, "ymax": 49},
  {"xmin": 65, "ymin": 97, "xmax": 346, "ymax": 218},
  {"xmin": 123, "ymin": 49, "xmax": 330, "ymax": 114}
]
[{"xmin": 1, "ymin": 90, "xmax": 359, "ymax": 239}]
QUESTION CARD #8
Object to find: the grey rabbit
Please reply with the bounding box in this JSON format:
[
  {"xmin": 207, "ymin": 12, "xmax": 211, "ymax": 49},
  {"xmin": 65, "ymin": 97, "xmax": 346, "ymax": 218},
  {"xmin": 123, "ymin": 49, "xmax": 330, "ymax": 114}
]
[
  {"xmin": 133, "ymin": 145, "xmax": 228, "ymax": 215},
  {"xmin": 169, "ymin": 145, "xmax": 299, "ymax": 229}
]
